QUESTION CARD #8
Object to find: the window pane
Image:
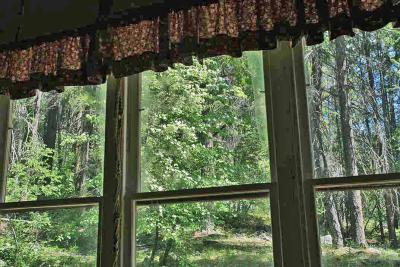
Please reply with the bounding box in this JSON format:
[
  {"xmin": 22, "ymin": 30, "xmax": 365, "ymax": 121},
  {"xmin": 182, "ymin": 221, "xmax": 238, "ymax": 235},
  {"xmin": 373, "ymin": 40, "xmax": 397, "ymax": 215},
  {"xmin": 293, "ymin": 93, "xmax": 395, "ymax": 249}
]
[
  {"xmin": 305, "ymin": 25, "xmax": 400, "ymax": 178},
  {"xmin": 316, "ymin": 188, "xmax": 400, "ymax": 266},
  {"xmin": 140, "ymin": 52, "xmax": 270, "ymax": 192},
  {"xmin": 136, "ymin": 199, "xmax": 273, "ymax": 266},
  {"xmin": 6, "ymin": 85, "xmax": 106, "ymax": 202},
  {"xmin": 0, "ymin": 206, "xmax": 99, "ymax": 266}
]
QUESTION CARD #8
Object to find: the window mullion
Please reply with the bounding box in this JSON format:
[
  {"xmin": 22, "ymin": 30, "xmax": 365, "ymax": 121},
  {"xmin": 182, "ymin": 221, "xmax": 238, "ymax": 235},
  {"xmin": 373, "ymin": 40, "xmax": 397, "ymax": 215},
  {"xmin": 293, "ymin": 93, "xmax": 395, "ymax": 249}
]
[
  {"xmin": 0, "ymin": 95, "xmax": 12, "ymax": 203},
  {"xmin": 122, "ymin": 74, "xmax": 141, "ymax": 267},
  {"xmin": 100, "ymin": 75, "xmax": 125, "ymax": 267},
  {"xmin": 312, "ymin": 172, "xmax": 400, "ymax": 191},
  {"xmin": 264, "ymin": 51, "xmax": 283, "ymax": 267},
  {"xmin": 264, "ymin": 41, "xmax": 320, "ymax": 267},
  {"xmin": 292, "ymin": 41, "xmax": 321, "ymax": 267}
]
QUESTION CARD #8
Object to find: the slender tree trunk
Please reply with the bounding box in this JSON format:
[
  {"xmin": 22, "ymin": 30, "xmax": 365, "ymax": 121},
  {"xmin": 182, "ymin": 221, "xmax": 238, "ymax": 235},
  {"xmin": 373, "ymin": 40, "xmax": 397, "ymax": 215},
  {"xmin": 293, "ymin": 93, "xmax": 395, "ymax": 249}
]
[
  {"xmin": 335, "ymin": 37, "xmax": 367, "ymax": 247},
  {"xmin": 324, "ymin": 193, "xmax": 344, "ymax": 247},
  {"xmin": 384, "ymin": 189, "xmax": 398, "ymax": 247},
  {"xmin": 149, "ymin": 224, "xmax": 159, "ymax": 264},
  {"xmin": 160, "ymin": 239, "xmax": 173, "ymax": 266}
]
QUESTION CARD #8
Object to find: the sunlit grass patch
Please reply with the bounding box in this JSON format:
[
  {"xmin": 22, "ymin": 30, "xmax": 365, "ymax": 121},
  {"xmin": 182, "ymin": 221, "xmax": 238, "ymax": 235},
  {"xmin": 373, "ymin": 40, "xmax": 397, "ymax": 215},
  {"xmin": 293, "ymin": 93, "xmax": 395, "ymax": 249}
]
[
  {"xmin": 189, "ymin": 235, "xmax": 273, "ymax": 267},
  {"xmin": 322, "ymin": 246, "xmax": 400, "ymax": 267}
]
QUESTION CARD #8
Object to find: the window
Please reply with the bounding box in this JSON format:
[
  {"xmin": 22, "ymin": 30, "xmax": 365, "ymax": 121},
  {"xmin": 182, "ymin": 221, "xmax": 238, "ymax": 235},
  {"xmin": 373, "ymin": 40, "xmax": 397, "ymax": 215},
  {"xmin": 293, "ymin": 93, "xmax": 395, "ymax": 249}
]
[
  {"xmin": 316, "ymin": 188, "xmax": 400, "ymax": 266},
  {"xmin": 1, "ymin": 25, "xmax": 400, "ymax": 267},
  {"xmin": 127, "ymin": 53, "xmax": 273, "ymax": 266},
  {"xmin": 306, "ymin": 25, "xmax": 400, "ymax": 266},
  {"xmin": 140, "ymin": 52, "xmax": 270, "ymax": 192},
  {"xmin": 0, "ymin": 85, "xmax": 105, "ymax": 266},
  {"xmin": 136, "ymin": 199, "xmax": 273, "ymax": 266},
  {"xmin": 306, "ymin": 26, "xmax": 400, "ymax": 179},
  {"xmin": 0, "ymin": 206, "xmax": 99, "ymax": 266},
  {"xmin": 6, "ymin": 86, "xmax": 106, "ymax": 202}
]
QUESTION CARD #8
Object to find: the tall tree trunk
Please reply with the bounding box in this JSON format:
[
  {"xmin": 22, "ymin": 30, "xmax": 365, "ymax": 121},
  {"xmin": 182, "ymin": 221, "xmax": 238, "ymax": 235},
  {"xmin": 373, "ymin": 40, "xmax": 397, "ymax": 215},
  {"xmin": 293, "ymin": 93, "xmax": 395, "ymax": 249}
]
[
  {"xmin": 43, "ymin": 92, "xmax": 59, "ymax": 168},
  {"xmin": 149, "ymin": 224, "xmax": 159, "ymax": 264},
  {"xmin": 35, "ymin": 92, "xmax": 60, "ymax": 200},
  {"xmin": 310, "ymin": 46, "xmax": 343, "ymax": 247},
  {"xmin": 335, "ymin": 37, "xmax": 367, "ymax": 247},
  {"xmin": 31, "ymin": 91, "xmax": 42, "ymax": 142},
  {"xmin": 74, "ymin": 106, "xmax": 92, "ymax": 195}
]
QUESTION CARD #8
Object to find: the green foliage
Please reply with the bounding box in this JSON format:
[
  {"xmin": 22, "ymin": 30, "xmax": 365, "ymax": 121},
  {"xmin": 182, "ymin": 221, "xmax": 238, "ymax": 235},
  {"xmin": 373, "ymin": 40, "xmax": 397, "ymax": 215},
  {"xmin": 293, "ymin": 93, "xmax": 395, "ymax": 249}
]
[
  {"xmin": 0, "ymin": 85, "xmax": 105, "ymax": 266},
  {"xmin": 0, "ymin": 208, "xmax": 98, "ymax": 267},
  {"xmin": 141, "ymin": 54, "xmax": 269, "ymax": 192},
  {"xmin": 137, "ymin": 53, "xmax": 272, "ymax": 266},
  {"xmin": 7, "ymin": 142, "xmax": 63, "ymax": 201}
]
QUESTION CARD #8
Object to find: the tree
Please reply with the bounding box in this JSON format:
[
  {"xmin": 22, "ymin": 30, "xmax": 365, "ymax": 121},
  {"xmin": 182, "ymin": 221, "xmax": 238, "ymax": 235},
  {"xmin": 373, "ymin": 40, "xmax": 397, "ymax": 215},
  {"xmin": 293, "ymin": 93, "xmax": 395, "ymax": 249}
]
[
  {"xmin": 310, "ymin": 46, "xmax": 344, "ymax": 247},
  {"xmin": 334, "ymin": 36, "xmax": 367, "ymax": 247}
]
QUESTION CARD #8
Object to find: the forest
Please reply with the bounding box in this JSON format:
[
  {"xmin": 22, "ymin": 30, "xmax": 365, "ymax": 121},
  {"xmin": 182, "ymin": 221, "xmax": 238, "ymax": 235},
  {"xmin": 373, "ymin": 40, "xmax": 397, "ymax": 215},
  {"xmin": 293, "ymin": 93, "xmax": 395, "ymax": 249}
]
[
  {"xmin": 0, "ymin": 86, "xmax": 106, "ymax": 266},
  {"xmin": 308, "ymin": 26, "xmax": 400, "ymax": 266},
  {"xmin": 1, "ymin": 24, "xmax": 400, "ymax": 267}
]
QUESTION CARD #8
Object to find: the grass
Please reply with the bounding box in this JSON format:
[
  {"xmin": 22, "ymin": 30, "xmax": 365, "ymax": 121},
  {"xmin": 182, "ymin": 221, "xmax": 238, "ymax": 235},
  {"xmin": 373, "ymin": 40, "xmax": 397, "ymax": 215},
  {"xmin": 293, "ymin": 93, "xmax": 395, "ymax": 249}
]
[
  {"xmin": 322, "ymin": 246, "xmax": 400, "ymax": 267},
  {"xmin": 137, "ymin": 235, "xmax": 400, "ymax": 266},
  {"xmin": 189, "ymin": 235, "xmax": 274, "ymax": 267},
  {"xmin": 137, "ymin": 234, "xmax": 274, "ymax": 267}
]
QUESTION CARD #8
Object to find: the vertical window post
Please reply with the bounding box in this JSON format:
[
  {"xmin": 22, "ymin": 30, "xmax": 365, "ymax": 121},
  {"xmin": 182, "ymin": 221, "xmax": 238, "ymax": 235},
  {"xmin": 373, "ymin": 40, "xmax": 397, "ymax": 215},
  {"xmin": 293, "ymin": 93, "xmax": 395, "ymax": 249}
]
[
  {"xmin": 264, "ymin": 41, "xmax": 320, "ymax": 266},
  {"xmin": 121, "ymin": 74, "xmax": 141, "ymax": 266},
  {"xmin": 0, "ymin": 95, "xmax": 11, "ymax": 203},
  {"xmin": 101, "ymin": 76, "xmax": 125, "ymax": 267},
  {"xmin": 292, "ymin": 41, "xmax": 321, "ymax": 266}
]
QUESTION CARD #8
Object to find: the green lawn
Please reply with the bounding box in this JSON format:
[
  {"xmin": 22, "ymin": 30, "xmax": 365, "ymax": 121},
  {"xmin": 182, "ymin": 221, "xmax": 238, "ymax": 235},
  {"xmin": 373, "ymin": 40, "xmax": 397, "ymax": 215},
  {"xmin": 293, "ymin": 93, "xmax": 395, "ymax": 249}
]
[
  {"xmin": 137, "ymin": 234, "xmax": 274, "ymax": 267},
  {"xmin": 321, "ymin": 246, "xmax": 400, "ymax": 267}
]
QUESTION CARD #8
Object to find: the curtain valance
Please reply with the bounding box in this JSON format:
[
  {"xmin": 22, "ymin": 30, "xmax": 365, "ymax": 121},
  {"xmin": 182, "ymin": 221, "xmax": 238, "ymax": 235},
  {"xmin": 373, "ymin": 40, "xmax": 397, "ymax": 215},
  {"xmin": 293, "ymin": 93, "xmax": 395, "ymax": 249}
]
[{"xmin": 0, "ymin": 0, "xmax": 399, "ymax": 99}]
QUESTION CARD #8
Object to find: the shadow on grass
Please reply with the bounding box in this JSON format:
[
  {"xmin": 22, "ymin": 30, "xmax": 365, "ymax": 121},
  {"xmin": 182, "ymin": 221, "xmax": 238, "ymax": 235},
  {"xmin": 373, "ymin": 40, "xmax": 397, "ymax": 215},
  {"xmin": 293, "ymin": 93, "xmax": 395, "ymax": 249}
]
[{"xmin": 197, "ymin": 240, "xmax": 267, "ymax": 252}]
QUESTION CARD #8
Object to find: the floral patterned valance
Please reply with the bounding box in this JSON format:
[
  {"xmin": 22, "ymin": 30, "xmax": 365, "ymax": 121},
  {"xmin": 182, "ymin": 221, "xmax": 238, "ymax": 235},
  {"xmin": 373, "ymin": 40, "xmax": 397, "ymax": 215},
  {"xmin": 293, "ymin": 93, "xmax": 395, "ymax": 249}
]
[{"xmin": 0, "ymin": 0, "xmax": 399, "ymax": 99}]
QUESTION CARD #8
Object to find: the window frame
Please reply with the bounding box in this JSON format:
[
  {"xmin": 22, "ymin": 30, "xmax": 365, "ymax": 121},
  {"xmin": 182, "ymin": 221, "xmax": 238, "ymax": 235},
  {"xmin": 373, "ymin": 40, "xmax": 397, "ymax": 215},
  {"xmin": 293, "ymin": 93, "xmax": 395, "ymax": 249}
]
[
  {"xmin": 122, "ymin": 42, "xmax": 320, "ymax": 266},
  {"xmin": 1, "ymin": 39, "xmax": 400, "ymax": 267},
  {"xmin": 122, "ymin": 41, "xmax": 400, "ymax": 267},
  {"xmin": 122, "ymin": 64, "xmax": 274, "ymax": 266}
]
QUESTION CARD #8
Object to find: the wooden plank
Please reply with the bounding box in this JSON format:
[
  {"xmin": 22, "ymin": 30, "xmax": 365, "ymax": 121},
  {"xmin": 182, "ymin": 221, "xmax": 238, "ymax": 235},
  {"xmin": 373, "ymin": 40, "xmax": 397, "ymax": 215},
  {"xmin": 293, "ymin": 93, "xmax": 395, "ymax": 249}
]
[
  {"xmin": 0, "ymin": 197, "xmax": 100, "ymax": 213},
  {"xmin": 0, "ymin": 96, "xmax": 11, "ymax": 203}
]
